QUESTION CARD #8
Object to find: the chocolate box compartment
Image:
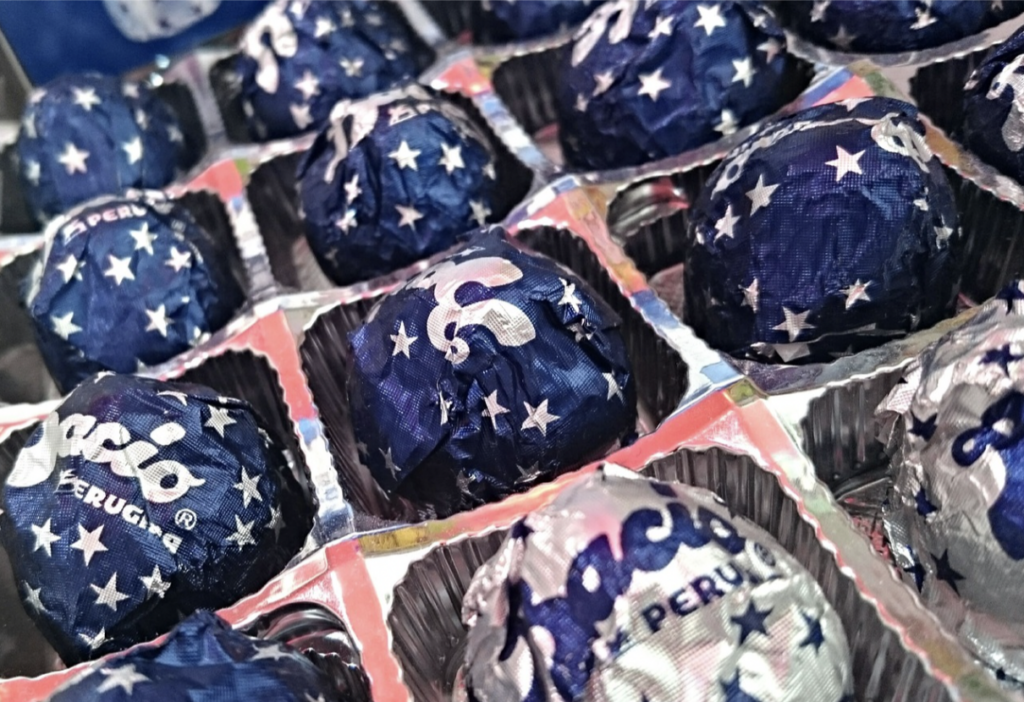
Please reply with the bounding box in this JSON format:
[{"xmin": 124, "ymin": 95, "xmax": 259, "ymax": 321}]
[
  {"xmin": 0, "ymin": 346, "xmax": 322, "ymax": 680},
  {"xmin": 299, "ymin": 224, "xmax": 689, "ymax": 525},
  {"xmin": 385, "ymin": 446, "xmax": 983, "ymax": 702},
  {"xmin": 0, "ymin": 189, "xmax": 251, "ymax": 406},
  {"xmin": 244, "ymin": 91, "xmax": 534, "ymax": 295}
]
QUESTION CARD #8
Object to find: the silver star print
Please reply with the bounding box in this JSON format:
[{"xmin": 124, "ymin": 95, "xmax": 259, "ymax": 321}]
[
  {"xmin": 290, "ymin": 103, "xmax": 313, "ymax": 130},
  {"xmin": 268, "ymin": 505, "xmax": 285, "ymax": 540},
  {"xmin": 79, "ymin": 628, "xmax": 107, "ymax": 651},
  {"xmin": 205, "ymin": 405, "xmax": 236, "ymax": 437},
  {"xmin": 482, "ymin": 390, "xmax": 509, "ymax": 429},
  {"xmin": 593, "ymin": 71, "xmax": 614, "ymax": 96},
  {"xmin": 335, "ymin": 209, "xmax": 357, "ymax": 234},
  {"xmin": 731, "ymin": 58, "xmax": 757, "ymax": 88},
  {"xmin": 740, "ymin": 278, "xmax": 760, "ymax": 312},
  {"xmin": 58, "ymin": 142, "xmax": 90, "ymax": 174},
  {"xmin": 935, "ymin": 223, "xmax": 954, "ymax": 245},
  {"xmin": 714, "ymin": 205, "xmax": 740, "ymax": 241},
  {"xmin": 315, "ymin": 15, "xmax": 336, "ymax": 37},
  {"xmin": 122, "ymin": 83, "xmax": 139, "ymax": 98},
  {"xmin": 23, "ymin": 583, "xmax": 46, "ymax": 613},
  {"xmin": 558, "ymin": 278, "xmax": 582, "ymax": 313},
  {"xmin": 694, "ymin": 3, "xmax": 726, "ymax": 35},
  {"xmin": 72, "ymin": 86, "xmax": 101, "ymax": 111},
  {"xmin": 391, "ymin": 321, "xmax": 417, "ymax": 357},
  {"xmin": 226, "ymin": 514, "xmax": 257, "ymax": 550},
  {"xmin": 122, "ymin": 137, "xmax": 144, "ymax": 165},
  {"xmin": 438, "ymin": 143, "xmax": 465, "ymax": 174},
  {"xmin": 104, "ymin": 255, "xmax": 135, "ymax": 286},
  {"xmin": 746, "ymin": 175, "xmax": 779, "ymax": 215},
  {"xmin": 603, "ymin": 372, "xmax": 624, "ymax": 402},
  {"xmin": 96, "ymin": 665, "xmax": 149, "ymax": 694},
  {"xmin": 810, "ymin": 0, "xmax": 830, "ymax": 21},
  {"xmin": 648, "ymin": 14, "xmax": 673, "ymax": 39},
  {"xmin": 389, "ymin": 140, "xmax": 421, "ymax": 170},
  {"xmin": 825, "ymin": 146, "xmax": 864, "ymax": 182},
  {"xmin": 135, "ymin": 108, "xmax": 149, "ymax": 130},
  {"xmin": 165, "ymin": 246, "xmax": 192, "ymax": 272},
  {"xmin": 470, "ymin": 199, "xmax": 491, "ymax": 227},
  {"xmin": 344, "ymin": 174, "xmax": 361, "ymax": 202},
  {"xmin": 31, "ymin": 518, "xmax": 60, "ymax": 557},
  {"xmin": 773, "ymin": 307, "xmax": 815, "ymax": 341},
  {"xmin": 521, "ymin": 399, "xmax": 559, "ymax": 436},
  {"xmin": 714, "ymin": 110, "xmax": 738, "ymax": 136},
  {"xmin": 52, "ymin": 311, "xmax": 82, "ymax": 340},
  {"xmin": 145, "ymin": 304, "xmax": 171, "ymax": 337},
  {"xmin": 234, "ymin": 467, "xmax": 263, "ymax": 508},
  {"xmin": 340, "ymin": 57, "xmax": 365, "ymax": 77},
  {"xmin": 70, "ymin": 523, "xmax": 108, "ymax": 566},
  {"xmin": 841, "ymin": 279, "xmax": 872, "ymax": 308},
  {"xmin": 129, "ymin": 223, "xmax": 156, "ymax": 255},
  {"xmin": 638, "ymin": 68, "xmax": 671, "ymax": 101},
  {"xmin": 830, "ymin": 25, "xmax": 856, "ymax": 50},
  {"xmin": 757, "ymin": 38, "xmax": 782, "ymax": 63},
  {"xmin": 294, "ymin": 70, "xmax": 320, "ymax": 101},
  {"xmin": 251, "ymin": 644, "xmax": 291, "ymax": 661},
  {"xmin": 575, "ymin": 93, "xmax": 589, "ymax": 112},
  {"xmin": 140, "ymin": 565, "xmax": 171, "ymax": 599},
  {"xmin": 91, "ymin": 572, "xmax": 130, "ymax": 612},
  {"xmin": 24, "ymin": 159, "xmax": 40, "ymax": 185},
  {"xmin": 396, "ymin": 204, "xmax": 423, "ymax": 229},
  {"xmin": 56, "ymin": 253, "xmax": 79, "ymax": 282},
  {"xmin": 913, "ymin": 197, "xmax": 929, "ymax": 211},
  {"xmin": 910, "ymin": 6, "xmax": 936, "ymax": 30},
  {"xmin": 380, "ymin": 447, "xmax": 400, "ymax": 479}
]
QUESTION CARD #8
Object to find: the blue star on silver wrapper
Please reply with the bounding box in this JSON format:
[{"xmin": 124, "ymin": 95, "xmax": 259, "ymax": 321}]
[
  {"xmin": 462, "ymin": 470, "xmax": 853, "ymax": 702},
  {"xmin": 26, "ymin": 191, "xmax": 245, "ymax": 394},
  {"xmin": 297, "ymin": 86, "xmax": 500, "ymax": 286},
  {"xmin": 237, "ymin": 0, "xmax": 430, "ymax": 140},
  {"xmin": 348, "ymin": 229, "xmax": 636, "ymax": 517},
  {"xmin": 684, "ymin": 98, "xmax": 962, "ymax": 364},
  {"xmin": 17, "ymin": 73, "xmax": 189, "ymax": 220},
  {"xmin": 879, "ymin": 281, "xmax": 1024, "ymax": 681},
  {"xmin": 963, "ymin": 25, "xmax": 1024, "ymax": 185},
  {"xmin": 46, "ymin": 611, "xmax": 334, "ymax": 702},
  {"xmin": 775, "ymin": 0, "xmax": 1024, "ymax": 54},
  {"xmin": 477, "ymin": 0, "xmax": 604, "ymax": 42},
  {"xmin": 556, "ymin": 0, "xmax": 801, "ymax": 171},
  {"xmin": 0, "ymin": 374, "xmax": 309, "ymax": 665}
]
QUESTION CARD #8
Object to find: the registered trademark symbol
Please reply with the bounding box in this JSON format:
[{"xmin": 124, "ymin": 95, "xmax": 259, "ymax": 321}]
[{"xmin": 175, "ymin": 508, "xmax": 197, "ymax": 531}]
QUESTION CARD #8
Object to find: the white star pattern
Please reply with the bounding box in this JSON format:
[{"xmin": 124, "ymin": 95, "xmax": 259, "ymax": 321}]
[
  {"xmin": 913, "ymin": 197, "xmax": 930, "ymax": 211},
  {"xmin": 234, "ymin": 467, "xmax": 263, "ymax": 508},
  {"xmin": 268, "ymin": 505, "xmax": 285, "ymax": 540},
  {"xmin": 438, "ymin": 143, "xmax": 465, "ymax": 174},
  {"xmin": 396, "ymin": 204, "xmax": 424, "ymax": 229},
  {"xmin": 935, "ymin": 223, "xmax": 955, "ymax": 245},
  {"xmin": 315, "ymin": 15, "xmax": 336, "ymax": 37},
  {"xmin": 390, "ymin": 321, "xmax": 417, "ymax": 358},
  {"xmin": 122, "ymin": 137, "xmax": 143, "ymax": 165},
  {"xmin": 96, "ymin": 665, "xmax": 149, "ymax": 695},
  {"xmin": 569, "ymin": 320, "xmax": 594, "ymax": 342},
  {"xmin": 91, "ymin": 573, "xmax": 130, "ymax": 611},
  {"xmin": 167, "ymin": 124, "xmax": 184, "ymax": 142},
  {"xmin": 58, "ymin": 143, "xmax": 90, "ymax": 174},
  {"xmin": 731, "ymin": 58, "xmax": 757, "ymax": 88},
  {"xmin": 104, "ymin": 255, "xmax": 135, "ymax": 286},
  {"xmin": 714, "ymin": 109, "xmax": 738, "ymax": 136},
  {"xmin": 135, "ymin": 108, "xmax": 149, "ymax": 130},
  {"xmin": 205, "ymin": 405, "xmax": 236, "ymax": 437},
  {"xmin": 740, "ymin": 278, "xmax": 760, "ymax": 313},
  {"xmin": 23, "ymin": 583, "xmax": 46, "ymax": 613},
  {"xmin": 841, "ymin": 279, "xmax": 872, "ymax": 308},
  {"xmin": 24, "ymin": 159, "xmax": 40, "ymax": 185},
  {"xmin": 694, "ymin": 4, "xmax": 726, "ymax": 36},
  {"xmin": 381, "ymin": 448, "xmax": 400, "ymax": 479},
  {"xmin": 389, "ymin": 140, "xmax": 421, "ymax": 170},
  {"xmin": 166, "ymin": 246, "xmax": 192, "ymax": 272},
  {"xmin": 129, "ymin": 223, "xmax": 156, "ymax": 255},
  {"xmin": 575, "ymin": 93, "xmax": 589, "ymax": 112},
  {"xmin": 603, "ymin": 373, "xmax": 623, "ymax": 402},
  {"xmin": 52, "ymin": 311, "xmax": 82, "ymax": 340},
  {"xmin": 911, "ymin": 7, "xmax": 936, "ymax": 30},
  {"xmin": 830, "ymin": 25, "xmax": 856, "ymax": 50},
  {"xmin": 522, "ymin": 400, "xmax": 559, "ymax": 436},
  {"xmin": 290, "ymin": 103, "xmax": 313, "ymax": 130},
  {"xmin": 482, "ymin": 390, "xmax": 509, "ymax": 429},
  {"xmin": 811, "ymin": 0, "xmax": 830, "ymax": 22},
  {"xmin": 294, "ymin": 70, "xmax": 320, "ymax": 101},
  {"xmin": 344, "ymin": 174, "xmax": 361, "ymax": 202},
  {"xmin": 773, "ymin": 307, "xmax": 815, "ymax": 341},
  {"xmin": 340, "ymin": 57, "xmax": 364, "ymax": 77},
  {"xmin": 483, "ymin": 162, "xmax": 497, "ymax": 180},
  {"xmin": 714, "ymin": 205, "xmax": 740, "ymax": 242},
  {"xmin": 70, "ymin": 524, "xmax": 108, "ymax": 566},
  {"xmin": 774, "ymin": 342, "xmax": 812, "ymax": 362},
  {"xmin": 593, "ymin": 71, "xmax": 615, "ymax": 96},
  {"xmin": 335, "ymin": 209, "xmax": 357, "ymax": 234},
  {"xmin": 648, "ymin": 14, "xmax": 673, "ymax": 39},
  {"xmin": 757, "ymin": 38, "xmax": 782, "ymax": 63},
  {"xmin": 251, "ymin": 644, "xmax": 291, "ymax": 661},
  {"xmin": 157, "ymin": 390, "xmax": 188, "ymax": 406},
  {"xmin": 226, "ymin": 514, "xmax": 257, "ymax": 550},
  {"xmin": 122, "ymin": 83, "xmax": 139, "ymax": 98},
  {"xmin": 144, "ymin": 305, "xmax": 171, "ymax": 337},
  {"xmin": 746, "ymin": 175, "xmax": 779, "ymax": 215},
  {"xmin": 558, "ymin": 278, "xmax": 582, "ymax": 313},
  {"xmin": 56, "ymin": 254, "xmax": 78, "ymax": 282},
  {"xmin": 638, "ymin": 68, "xmax": 672, "ymax": 102},
  {"xmin": 140, "ymin": 565, "xmax": 171, "ymax": 599},
  {"xmin": 79, "ymin": 628, "xmax": 107, "ymax": 650},
  {"xmin": 470, "ymin": 199, "xmax": 491, "ymax": 227},
  {"xmin": 825, "ymin": 146, "xmax": 865, "ymax": 182},
  {"xmin": 72, "ymin": 86, "xmax": 101, "ymax": 111},
  {"xmin": 31, "ymin": 518, "xmax": 60, "ymax": 557}
]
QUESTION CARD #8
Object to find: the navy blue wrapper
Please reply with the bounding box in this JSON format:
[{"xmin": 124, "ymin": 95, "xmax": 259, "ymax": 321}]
[
  {"xmin": 478, "ymin": 0, "xmax": 604, "ymax": 42},
  {"xmin": 46, "ymin": 612, "xmax": 336, "ymax": 702},
  {"xmin": 17, "ymin": 73, "xmax": 188, "ymax": 220},
  {"xmin": 775, "ymin": 0, "xmax": 1024, "ymax": 54},
  {"xmin": 347, "ymin": 228, "xmax": 637, "ymax": 518},
  {"xmin": 963, "ymin": 25, "xmax": 1024, "ymax": 184},
  {"xmin": 297, "ymin": 86, "xmax": 500, "ymax": 286},
  {"xmin": 237, "ymin": 0, "xmax": 430, "ymax": 141},
  {"xmin": 25, "ymin": 191, "xmax": 245, "ymax": 394},
  {"xmin": 556, "ymin": 0, "xmax": 798, "ymax": 171},
  {"xmin": 684, "ymin": 98, "xmax": 962, "ymax": 364},
  {"xmin": 0, "ymin": 374, "xmax": 309, "ymax": 665}
]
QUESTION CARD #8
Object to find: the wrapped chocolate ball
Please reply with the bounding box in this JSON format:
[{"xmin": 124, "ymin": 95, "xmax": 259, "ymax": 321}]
[
  {"xmin": 237, "ymin": 0, "xmax": 430, "ymax": 140},
  {"xmin": 46, "ymin": 612, "xmax": 335, "ymax": 702},
  {"xmin": 0, "ymin": 374, "xmax": 309, "ymax": 665},
  {"xmin": 297, "ymin": 86, "xmax": 500, "ymax": 286},
  {"xmin": 556, "ymin": 0, "xmax": 801, "ymax": 171},
  {"xmin": 463, "ymin": 470, "xmax": 853, "ymax": 701},
  {"xmin": 17, "ymin": 73, "xmax": 189, "ymax": 219},
  {"xmin": 963, "ymin": 25, "xmax": 1024, "ymax": 184},
  {"xmin": 775, "ymin": 0, "xmax": 1024, "ymax": 55},
  {"xmin": 26, "ymin": 191, "xmax": 244, "ymax": 393},
  {"xmin": 685, "ymin": 97, "xmax": 962, "ymax": 364},
  {"xmin": 476, "ymin": 0, "xmax": 604, "ymax": 42},
  {"xmin": 348, "ymin": 228, "xmax": 636, "ymax": 517}
]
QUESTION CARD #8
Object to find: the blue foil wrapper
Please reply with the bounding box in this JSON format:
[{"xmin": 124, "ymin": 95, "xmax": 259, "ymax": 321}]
[
  {"xmin": 25, "ymin": 191, "xmax": 245, "ymax": 394},
  {"xmin": 348, "ymin": 228, "xmax": 637, "ymax": 517},
  {"xmin": 963, "ymin": 25, "xmax": 1024, "ymax": 185},
  {"xmin": 684, "ymin": 97, "xmax": 962, "ymax": 364},
  {"xmin": 17, "ymin": 73, "xmax": 188, "ymax": 220},
  {"xmin": 462, "ymin": 470, "xmax": 853, "ymax": 701},
  {"xmin": 297, "ymin": 86, "xmax": 500, "ymax": 286},
  {"xmin": 46, "ymin": 611, "xmax": 335, "ymax": 702},
  {"xmin": 556, "ymin": 0, "xmax": 799, "ymax": 171},
  {"xmin": 880, "ymin": 282, "xmax": 1024, "ymax": 681},
  {"xmin": 0, "ymin": 374, "xmax": 309, "ymax": 665},
  {"xmin": 477, "ymin": 0, "xmax": 604, "ymax": 42},
  {"xmin": 237, "ymin": 0, "xmax": 430, "ymax": 140},
  {"xmin": 776, "ymin": 0, "xmax": 1024, "ymax": 54}
]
